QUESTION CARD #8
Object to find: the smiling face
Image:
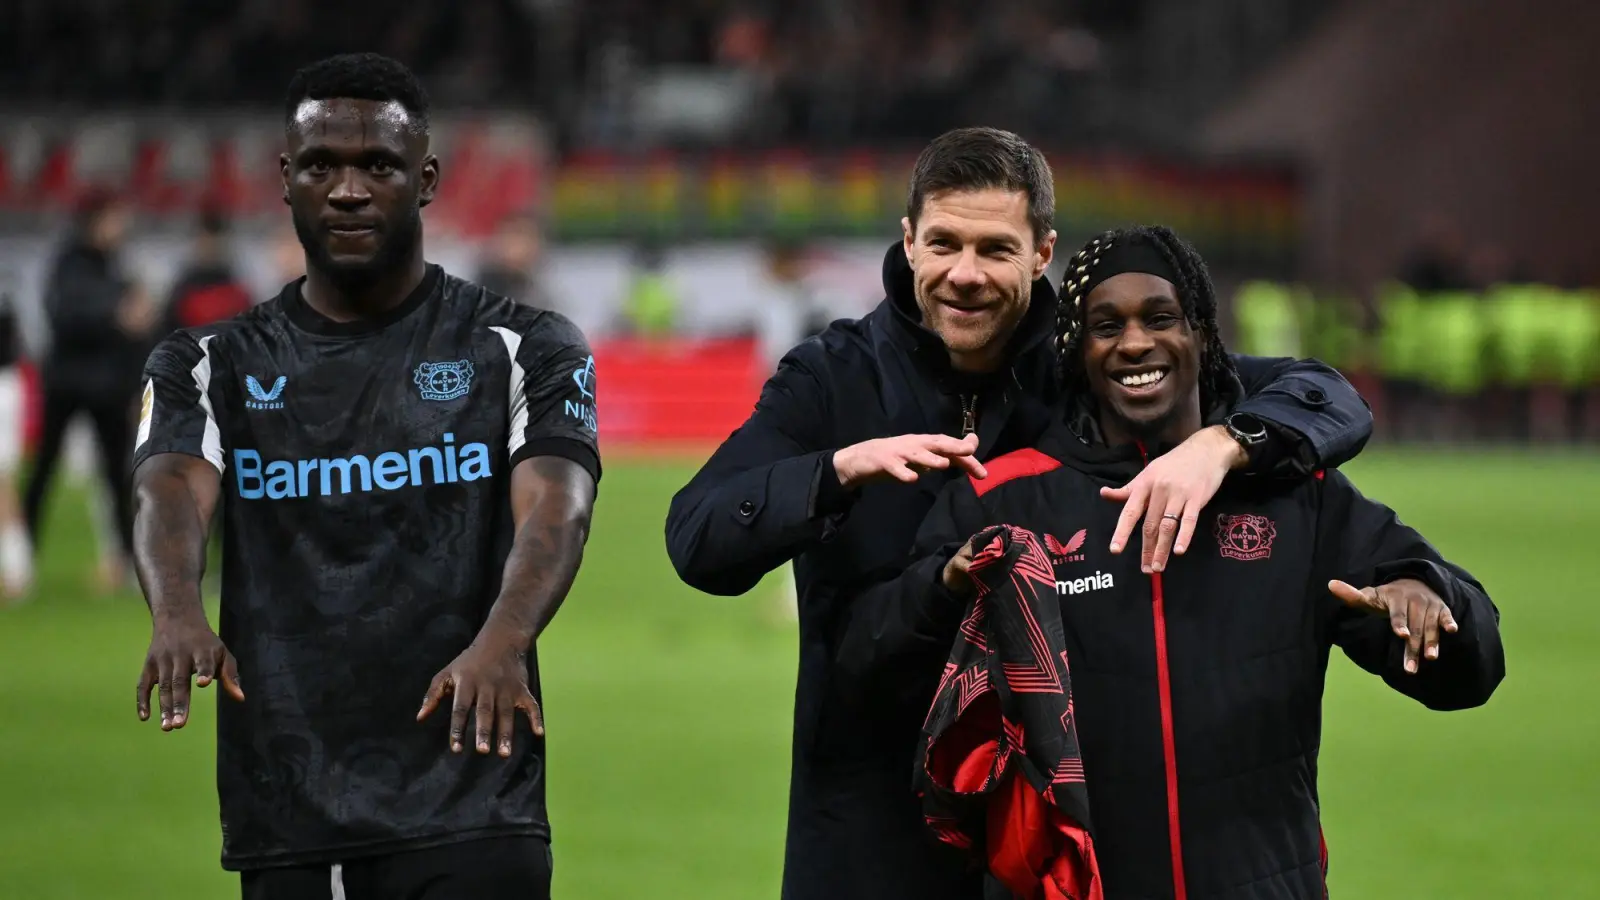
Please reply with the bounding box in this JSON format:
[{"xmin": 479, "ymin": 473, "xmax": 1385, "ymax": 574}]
[
  {"xmin": 1080, "ymin": 272, "xmax": 1204, "ymax": 444},
  {"xmin": 281, "ymin": 98, "xmax": 438, "ymax": 284},
  {"xmin": 902, "ymin": 188, "xmax": 1055, "ymax": 373}
]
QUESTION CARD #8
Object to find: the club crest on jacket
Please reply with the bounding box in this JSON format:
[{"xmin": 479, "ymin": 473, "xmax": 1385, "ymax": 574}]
[{"xmin": 1215, "ymin": 513, "xmax": 1277, "ymax": 561}]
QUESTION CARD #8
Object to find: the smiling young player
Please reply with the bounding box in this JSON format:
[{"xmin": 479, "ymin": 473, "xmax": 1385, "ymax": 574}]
[
  {"xmin": 840, "ymin": 225, "xmax": 1505, "ymax": 900},
  {"xmin": 129, "ymin": 54, "xmax": 599, "ymax": 900}
]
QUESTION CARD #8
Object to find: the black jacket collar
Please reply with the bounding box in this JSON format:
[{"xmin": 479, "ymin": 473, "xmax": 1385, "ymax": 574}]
[{"xmin": 878, "ymin": 242, "xmax": 1059, "ymax": 393}]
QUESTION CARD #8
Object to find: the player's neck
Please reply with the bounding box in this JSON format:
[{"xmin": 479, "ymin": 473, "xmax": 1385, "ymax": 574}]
[
  {"xmin": 301, "ymin": 253, "xmax": 428, "ymax": 323},
  {"xmin": 1098, "ymin": 400, "xmax": 1202, "ymax": 451}
]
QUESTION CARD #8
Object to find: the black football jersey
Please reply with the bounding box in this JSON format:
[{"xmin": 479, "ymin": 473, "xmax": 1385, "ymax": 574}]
[{"xmin": 132, "ymin": 265, "xmax": 601, "ymax": 869}]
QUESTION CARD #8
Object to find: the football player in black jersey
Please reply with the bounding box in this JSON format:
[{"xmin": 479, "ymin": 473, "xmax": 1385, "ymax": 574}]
[{"xmin": 130, "ymin": 53, "xmax": 599, "ymax": 900}]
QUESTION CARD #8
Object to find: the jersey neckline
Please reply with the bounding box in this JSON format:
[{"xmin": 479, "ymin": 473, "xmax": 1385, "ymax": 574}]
[{"xmin": 282, "ymin": 264, "xmax": 443, "ymax": 337}]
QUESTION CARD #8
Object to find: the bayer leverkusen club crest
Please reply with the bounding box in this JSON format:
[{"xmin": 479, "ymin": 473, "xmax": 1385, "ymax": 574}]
[
  {"xmin": 1215, "ymin": 513, "xmax": 1276, "ymax": 561},
  {"xmin": 414, "ymin": 360, "xmax": 474, "ymax": 402}
]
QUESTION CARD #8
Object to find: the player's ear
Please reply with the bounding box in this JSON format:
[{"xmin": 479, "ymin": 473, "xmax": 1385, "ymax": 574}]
[
  {"xmin": 279, "ymin": 153, "xmax": 292, "ymax": 206},
  {"xmin": 418, "ymin": 154, "xmax": 440, "ymax": 208},
  {"xmin": 1033, "ymin": 230, "xmax": 1057, "ymax": 279}
]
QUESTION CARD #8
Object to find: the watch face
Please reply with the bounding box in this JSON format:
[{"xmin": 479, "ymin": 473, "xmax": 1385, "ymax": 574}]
[{"xmin": 1230, "ymin": 414, "xmax": 1268, "ymax": 443}]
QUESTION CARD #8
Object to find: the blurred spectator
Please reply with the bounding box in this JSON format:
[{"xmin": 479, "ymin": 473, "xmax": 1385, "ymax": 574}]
[
  {"xmin": 0, "ymin": 0, "xmax": 544, "ymax": 110},
  {"xmin": 0, "ymin": 271, "xmax": 30, "ymax": 601},
  {"xmin": 476, "ymin": 213, "xmax": 555, "ymax": 310},
  {"xmin": 618, "ymin": 240, "xmax": 681, "ymax": 337},
  {"xmin": 161, "ymin": 209, "xmax": 254, "ymax": 336},
  {"xmin": 755, "ymin": 239, "xmax": 830, "ymax": 373},
  {"xmin": 23, "ymin": 189, "xmax": 151, "ymax": 594},
  {"xmin": 0, "ymin": 0, "xmax": 1129, "ymax": 145}
]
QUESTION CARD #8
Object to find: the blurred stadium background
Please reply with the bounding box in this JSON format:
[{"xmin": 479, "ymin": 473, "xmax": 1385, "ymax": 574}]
[{"xmin": 0, "ymin": 0, "xmax": 1595, "ymax": 897}]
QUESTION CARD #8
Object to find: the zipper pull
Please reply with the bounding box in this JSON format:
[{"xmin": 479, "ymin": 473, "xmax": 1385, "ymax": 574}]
[{"xmin": 960, "ymin": 394, "xmax": 977, "ymax": 437}]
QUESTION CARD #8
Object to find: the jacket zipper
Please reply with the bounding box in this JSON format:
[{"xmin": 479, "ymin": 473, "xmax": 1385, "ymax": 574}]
[
  {"xmin": 1138, "ymin": 441, "xmax": 1188, "ymax": 900},
  {"xmin": 959, "ymin": 394, "xmax": 977, "ymax": 436}
]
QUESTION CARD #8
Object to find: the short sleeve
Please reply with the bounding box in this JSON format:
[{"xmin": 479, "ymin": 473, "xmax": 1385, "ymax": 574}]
[
  {"xmin": 490, "ymin": 313, "xmax": 601, "ymax": 485},
  {"xmin": 133, "ymin": 331, "xmax": 225, "ymax": 474}
]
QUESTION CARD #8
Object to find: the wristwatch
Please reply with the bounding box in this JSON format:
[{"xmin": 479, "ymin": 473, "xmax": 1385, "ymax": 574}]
[{"xmin": 1224, "ymin": 412, "xmax": 1270, "ymax": 465}]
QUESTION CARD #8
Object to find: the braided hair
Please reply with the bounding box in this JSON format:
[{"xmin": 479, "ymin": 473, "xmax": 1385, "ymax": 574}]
[{"xmin": 1055, "ymin": 225, "xmax": 1237, "ymax": 410}]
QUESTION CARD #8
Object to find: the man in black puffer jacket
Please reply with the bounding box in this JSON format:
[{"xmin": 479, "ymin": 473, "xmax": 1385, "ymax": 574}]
[{"xmin": 841, "ymin": 226, "xmax": 1505, "ymax": 900}]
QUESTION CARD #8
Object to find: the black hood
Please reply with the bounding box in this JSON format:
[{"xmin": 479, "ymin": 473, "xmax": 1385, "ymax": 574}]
[{"xmin": 879, "ymin": 242, "xmax": 1060, "ymax": 391}]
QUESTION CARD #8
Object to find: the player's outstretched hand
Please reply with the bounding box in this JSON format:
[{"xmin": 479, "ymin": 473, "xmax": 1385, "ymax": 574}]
[
  {"xmin": 832, "ymin": 433, "xmax": 985, "ymax": 490},
  {"xmin": 1329, "ymin": 578, "xmax": 1458, "ymax": 674},
  {"xmin": 1099, "ymin": 425, "xmax": 1245, "ymax": 573},
  {"xmin": 136, "ymin": 612, "xmax": 244, "ymax": 731},
  {"xmin": 417, "ymin": 640, "xmax": 544, "ymax": 757}
]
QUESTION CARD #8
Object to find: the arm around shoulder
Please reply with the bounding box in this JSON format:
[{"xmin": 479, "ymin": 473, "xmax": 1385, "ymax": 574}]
[{"xmin": 1229, "ymin": 354, "xmax": 1373, "ymax": 474}]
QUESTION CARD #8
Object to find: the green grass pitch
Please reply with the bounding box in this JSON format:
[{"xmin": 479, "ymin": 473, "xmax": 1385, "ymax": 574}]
[{"xmin": 0, "ymin": 450, "xmax": 1593, "ymax": 898}]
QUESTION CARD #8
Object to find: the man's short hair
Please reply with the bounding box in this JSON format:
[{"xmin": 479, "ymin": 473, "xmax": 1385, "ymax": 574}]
[
  {"xmin": 906, "ymin": 127, "xmax": 1055, "ymax": 245},
  {"xmin": 284, "ymin": 53, "xmax": 430, "ymax": 134}
]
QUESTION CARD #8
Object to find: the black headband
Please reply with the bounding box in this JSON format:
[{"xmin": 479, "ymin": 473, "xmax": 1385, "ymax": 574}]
[
  {"xmin": 1058, "ymin": 231, "xmax": 1186, "ymax": 350},
  {"xmin": 1066, "ymin": 234, "xmax": 1181, "ymax": 305}
]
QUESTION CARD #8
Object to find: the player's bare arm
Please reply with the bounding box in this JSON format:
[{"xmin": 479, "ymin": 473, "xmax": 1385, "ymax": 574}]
[
  {"xmin": 131, "ymin": 452, "xmax": 243, "ymax": 730},
  {"xmin": 418, "ymin": 455, "xmax": 596, "ymax": 757}
]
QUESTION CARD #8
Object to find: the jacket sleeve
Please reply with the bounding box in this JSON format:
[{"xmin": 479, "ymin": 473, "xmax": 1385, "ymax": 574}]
[
  {"xmin": 1228, "ymin": 354, "xmax": 1372, "ymax": 475},
  {"xmin": 1316, "ymin": 469, "xmax": 1505, "ymax": 711},
  {"xmin": 832, "ymin": 478, "xmax": 988, "ymax": 706},
  {"xmin": 664, "ymin": 347, "xmax": 845, "ymax": 596}
]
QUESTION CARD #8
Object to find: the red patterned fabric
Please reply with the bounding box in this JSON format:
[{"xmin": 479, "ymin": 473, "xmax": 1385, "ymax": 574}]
[{"xmin": 916, "ymin": 525, "xmax": 1103, "ymax": 900}]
